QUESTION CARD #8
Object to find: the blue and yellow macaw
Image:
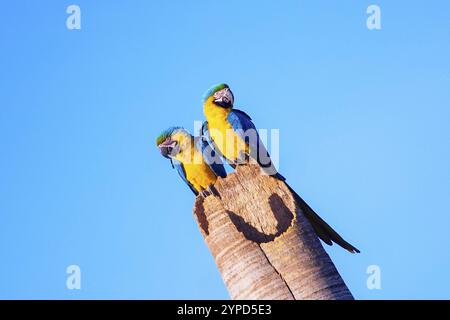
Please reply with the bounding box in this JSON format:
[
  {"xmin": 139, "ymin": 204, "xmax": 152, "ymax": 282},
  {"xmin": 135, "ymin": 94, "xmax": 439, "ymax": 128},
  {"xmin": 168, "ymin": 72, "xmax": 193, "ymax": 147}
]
[
  {"xmin": 201, "ymin": 84, "xmax": 360, "ymax": 253},
  {"xmin": 157, "ymin": 127, "xmax": 226, "ymax": 197}
]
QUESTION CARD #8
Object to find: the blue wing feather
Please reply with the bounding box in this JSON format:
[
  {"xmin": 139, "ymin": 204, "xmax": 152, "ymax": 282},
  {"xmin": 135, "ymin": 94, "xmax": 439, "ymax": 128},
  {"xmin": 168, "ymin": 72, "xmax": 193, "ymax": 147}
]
[
  {"xmin": 195, "ymin": 135, "xmax": 227, "ymax": 178},
  {"xmin": 172, "ymin": 159, "xmax": 198, "ymax": 195},
  {"xmin": 227, "ymin": 109, "xmax": 256, "ymax": 133},
  {"xmin": 226, "ymin": 108, "xmax": 265, "ymax": 159},
  {"xmin": 201, "ymin": 121, "xmax": 226, "ymax": 162},
  {"xmin": 226, "ymin": 109, "xmax": 285, "ymax": 180}
]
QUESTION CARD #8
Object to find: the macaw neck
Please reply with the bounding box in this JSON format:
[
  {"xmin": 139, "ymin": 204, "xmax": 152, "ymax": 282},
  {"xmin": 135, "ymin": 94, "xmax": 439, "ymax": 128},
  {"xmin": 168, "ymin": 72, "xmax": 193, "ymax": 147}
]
[
  {"xmin": 173, "ymin": 136, "xmax": 200, "ymax": 164},
  {"xmin": 204, "ymin": 98, "xmax": 231, "ymax": 124}
]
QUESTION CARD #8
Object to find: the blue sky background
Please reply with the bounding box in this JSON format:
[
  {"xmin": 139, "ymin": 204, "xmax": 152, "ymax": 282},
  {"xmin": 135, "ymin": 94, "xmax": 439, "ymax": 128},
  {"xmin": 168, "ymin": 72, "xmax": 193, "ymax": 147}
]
[{"xmin": 0, "ymin": 1, "xmax": 449, "ymax": 299}]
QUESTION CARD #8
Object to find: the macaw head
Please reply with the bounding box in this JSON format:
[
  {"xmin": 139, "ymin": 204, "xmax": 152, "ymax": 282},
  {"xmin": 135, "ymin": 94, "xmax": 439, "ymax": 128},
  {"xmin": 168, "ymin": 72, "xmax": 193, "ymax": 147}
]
[
  {"xmin": 203, "ymin": 83, "xmax": 234, "ymax": 108},
  {"xmin": 156, "ymin": 127, "xmax": 192, "ymax": 160}
]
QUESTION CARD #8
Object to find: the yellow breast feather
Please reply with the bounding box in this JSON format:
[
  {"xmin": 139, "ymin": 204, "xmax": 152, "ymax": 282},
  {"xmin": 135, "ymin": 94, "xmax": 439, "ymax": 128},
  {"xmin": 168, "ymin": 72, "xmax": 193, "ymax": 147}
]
[
  {"xmin": 172, "ymin": 132, "xmax": 217, "ymax": 192},
  {"xmin": 204, "ymin": 97, "xmax": 248, "ymax": 163}
]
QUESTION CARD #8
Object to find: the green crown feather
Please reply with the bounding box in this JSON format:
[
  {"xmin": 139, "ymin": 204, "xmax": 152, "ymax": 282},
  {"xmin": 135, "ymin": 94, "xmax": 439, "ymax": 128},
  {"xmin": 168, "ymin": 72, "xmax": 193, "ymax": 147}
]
[
  {"xmin": 202, "ymin": 83, "xmax": 229, "ymax": 102},
  {"xmin": 156, "ymin": 126, "xmax": 183, "ymax": 146}
]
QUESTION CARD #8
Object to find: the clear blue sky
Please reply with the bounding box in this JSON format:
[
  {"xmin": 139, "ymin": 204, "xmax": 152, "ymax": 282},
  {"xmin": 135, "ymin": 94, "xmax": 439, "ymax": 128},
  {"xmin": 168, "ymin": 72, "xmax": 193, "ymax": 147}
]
[{"xmin": 1, "ymin": 1, "xmax": 449, "ymax": 299}]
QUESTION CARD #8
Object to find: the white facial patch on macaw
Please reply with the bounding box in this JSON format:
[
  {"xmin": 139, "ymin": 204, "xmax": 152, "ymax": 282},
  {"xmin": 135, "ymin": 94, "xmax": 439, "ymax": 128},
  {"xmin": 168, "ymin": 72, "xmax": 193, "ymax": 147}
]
[{"xmin": 213, "ymin": 88, "xmax": 234, "ymax": 106}]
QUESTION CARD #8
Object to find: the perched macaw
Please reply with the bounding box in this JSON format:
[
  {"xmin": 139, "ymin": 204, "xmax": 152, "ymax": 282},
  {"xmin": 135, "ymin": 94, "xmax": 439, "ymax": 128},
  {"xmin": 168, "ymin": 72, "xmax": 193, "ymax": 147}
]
[
  {"xmin": 157, "ymin": 127, "xmax": 226, "ymax": 197},
  {"xmin": 201, "ymin": 84, "xmax": 360, "ymax": 253}
]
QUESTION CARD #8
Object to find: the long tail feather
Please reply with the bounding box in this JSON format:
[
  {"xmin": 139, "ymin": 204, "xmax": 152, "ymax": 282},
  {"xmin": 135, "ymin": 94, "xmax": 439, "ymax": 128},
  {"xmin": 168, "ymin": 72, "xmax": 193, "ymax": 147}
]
[{"xmin": 285, "ymin": 183, "xmax": 360, "ymax": 254}]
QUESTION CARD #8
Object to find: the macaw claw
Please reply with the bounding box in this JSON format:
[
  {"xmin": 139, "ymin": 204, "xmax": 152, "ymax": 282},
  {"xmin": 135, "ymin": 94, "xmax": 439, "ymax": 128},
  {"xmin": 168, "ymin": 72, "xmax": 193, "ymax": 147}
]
[
  {"xmin": 207, "ymin": 185, "xmax": 221, "ymax": 199},
  {"xmin": 199, "ymin": 185, "xmax": 221, "ymax": 199},
  {"xmin": 199, "ymin": 190, "xmax": 212, "ymax": 199}
]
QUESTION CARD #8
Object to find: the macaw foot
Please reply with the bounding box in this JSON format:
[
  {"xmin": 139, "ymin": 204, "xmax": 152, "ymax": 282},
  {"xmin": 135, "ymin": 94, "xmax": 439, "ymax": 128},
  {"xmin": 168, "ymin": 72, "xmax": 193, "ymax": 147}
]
[
  {"xmin": 199, "ymin": 186, "xmax": 221, "ymax": 199},
  {"xmin": 228, "ymin": 162, "xmax": 237, "ymax": 169},
  {"xmin": 199, "ymin": 190, "xmax": 212, "ymax": 199},
  {"xmin": 207, "ymin": 185, "xmax": 221, "ymax": 199}
]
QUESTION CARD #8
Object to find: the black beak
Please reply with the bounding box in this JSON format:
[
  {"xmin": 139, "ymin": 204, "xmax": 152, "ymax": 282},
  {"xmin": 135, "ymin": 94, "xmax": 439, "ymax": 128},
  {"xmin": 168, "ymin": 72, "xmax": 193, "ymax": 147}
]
[
  {"xmin": 214, "ymin": 98, "xmax": 232, "ymax": 108},
  {"xmin": 158, "ymin": 140, "xmax": 177, "ymax": 159}
]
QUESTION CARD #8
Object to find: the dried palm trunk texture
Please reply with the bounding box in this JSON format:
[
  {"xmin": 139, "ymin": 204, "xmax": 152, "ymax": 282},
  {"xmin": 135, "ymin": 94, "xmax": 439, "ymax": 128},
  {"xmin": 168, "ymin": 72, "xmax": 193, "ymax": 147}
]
[{"xmin": 193, "ymin": 165, "xmax": 354, "ymax": 300}]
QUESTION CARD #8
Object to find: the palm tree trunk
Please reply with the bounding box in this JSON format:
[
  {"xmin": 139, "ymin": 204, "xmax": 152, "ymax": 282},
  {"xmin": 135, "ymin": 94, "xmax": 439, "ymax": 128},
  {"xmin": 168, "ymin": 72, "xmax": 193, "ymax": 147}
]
[{"xmin": 193, "ymin": 165, "xmax": 354, "ymax": 300}]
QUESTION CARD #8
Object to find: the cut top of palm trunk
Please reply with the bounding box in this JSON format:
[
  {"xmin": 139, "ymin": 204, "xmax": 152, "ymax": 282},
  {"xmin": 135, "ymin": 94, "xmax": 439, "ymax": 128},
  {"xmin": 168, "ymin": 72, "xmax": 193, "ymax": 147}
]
[{"xmin": 193, "ymin": 165, "xmax": 354, "ymax": 300}]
